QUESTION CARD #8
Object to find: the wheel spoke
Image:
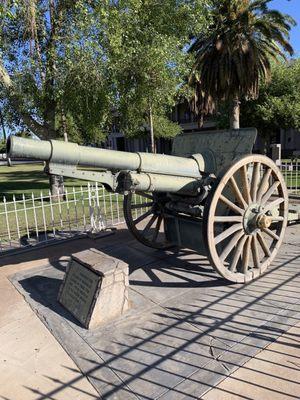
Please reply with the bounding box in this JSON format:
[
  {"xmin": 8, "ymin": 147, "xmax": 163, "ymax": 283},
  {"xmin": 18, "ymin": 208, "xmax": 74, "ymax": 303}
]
[
  {"xmin": 207, "ymin": 154, "xmax": 288, "ymax": 282},
  {"xmin": 230, "ymin": 236, "xmax": 247, "ymax": 272},
  {"xmin": 250, "ymin": 162, "xmax": 260, "ymax": 202},
  {"xmin": 263, "ymin": 197, "xmax": 284, "ymax": 213},
  {"xmin": 261, "ymin": 181, "xmax": 280, "ymax": 205},
  {"xmin": 131, "ymin": 202, "xmax": 153, "ymax": 209},
  {"xmin": 251, "ymin": 234, "xmax": 260, "ymax": 269},
  {"xmin": 263, "ymin": 227, "xmax": 280, "ymax": 241},
  {"xmin": 272, "ymin": 216, "xmax": 284, "ymax": 222},
  {"xmin": 152, "ymin": 215, "xmax": 162, "ymax": 242},
  {"xmin": 142, "ymin": 214, "xmax": 158, "ymax": 235},
  {"xmin": 229, "ymin": 176, "xmax": 248, "ymax": 209},
  {"xmin": 134, "ymin": 209, "xmax": 152, "ymax": 225},
  {"xmin": 240, "ymin": 165, "xmax": 251, "ymax": 204},
  {"xmin": 215, "ymin": 216, "xmax": 243, "ymax": 223},
  {"xmin": 215, "ymin": 223, "xmax": 243, "ymax": 245},
  {"xmin": 220, "ymin": 230, "xmax": 244, "ymax": 262},
  {"xmin": 257, "ymin": 167, "xmax": 272, "ymax": 202},
  {"xmin": 257, "ymin": 231, "xmax": 271, "ymax": 257},
  {"xmin": 139, "ymin": 192, "xmax": 154, "ymax": 200},
  {"xmin": 242, "ymin": 236, "xmax": 252, "ymax": 273},
  {"xmin": 219, "ymin": 194, "xmax": 244, "ymax": 215}
]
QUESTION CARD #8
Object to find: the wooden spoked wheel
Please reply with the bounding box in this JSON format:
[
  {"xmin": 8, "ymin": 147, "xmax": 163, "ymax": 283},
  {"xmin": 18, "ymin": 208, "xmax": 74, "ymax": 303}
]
[
  {"xmin": 124, "ymin": 191, "xmax": 171, "ymax": 249},
  {"xmin": 204, "ymin": 155, "xmax": 288, "ymax": 283}
]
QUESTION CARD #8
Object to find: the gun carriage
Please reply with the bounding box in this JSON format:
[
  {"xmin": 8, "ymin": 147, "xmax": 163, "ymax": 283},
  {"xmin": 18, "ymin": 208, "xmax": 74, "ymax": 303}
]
[{"xmin": 7, "ymin": 128, "xmax": 288, "ymax": 283}]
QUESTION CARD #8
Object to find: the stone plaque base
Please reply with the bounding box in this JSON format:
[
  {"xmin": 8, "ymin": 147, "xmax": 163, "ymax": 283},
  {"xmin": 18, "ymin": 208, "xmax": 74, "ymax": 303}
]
[{"xmin": 58, "ymin": 248, "xmax": 129, "ymax": 329}]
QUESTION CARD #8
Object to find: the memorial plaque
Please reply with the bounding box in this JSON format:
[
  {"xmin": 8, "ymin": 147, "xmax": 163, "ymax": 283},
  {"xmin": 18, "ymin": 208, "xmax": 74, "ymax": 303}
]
[
  {"xmin": 58, "ymin": 260, "xmax": 101, "ymax": 327},
  {"xmin": 58, "ymin": 249, "xmax": 129, "ymax": 329}
]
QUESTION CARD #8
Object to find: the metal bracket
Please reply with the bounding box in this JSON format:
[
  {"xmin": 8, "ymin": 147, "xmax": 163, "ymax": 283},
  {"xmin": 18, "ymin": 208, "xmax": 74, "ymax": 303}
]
[{"xmin": 46, "ymin": 163, "xmax": 118, "ymax": 191}]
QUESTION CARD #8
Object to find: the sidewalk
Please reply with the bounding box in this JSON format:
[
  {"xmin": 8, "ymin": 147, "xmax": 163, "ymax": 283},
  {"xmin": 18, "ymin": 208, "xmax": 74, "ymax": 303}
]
[
  {"xmin": 202, "ymin": 321, "xmax": 300, "ymax": 400},
  {"xmin": 0, "ymin": 236, "xmax": 102, "ymax": 400},
  {"xmin": 0, "ymin": 224, "xmax": 299, "ymax": 400}
]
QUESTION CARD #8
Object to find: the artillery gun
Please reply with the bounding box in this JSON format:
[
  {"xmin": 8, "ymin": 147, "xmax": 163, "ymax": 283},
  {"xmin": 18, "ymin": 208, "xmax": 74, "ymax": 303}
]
[{"xmin": 7, "ymin": 128, "xmax": 288, "ymax": 283}]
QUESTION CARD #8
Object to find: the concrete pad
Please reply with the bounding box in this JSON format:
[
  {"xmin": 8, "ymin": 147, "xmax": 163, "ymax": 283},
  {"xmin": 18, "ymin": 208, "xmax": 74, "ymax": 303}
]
[
  {"xmin": 1, "ymin": 224, "xmax": 300, "ymax": 399},
  {"xmin": 0, "ymin": 276, "xmax": 99, "ymax": 400},
  {"xmin": 6, "ymin": 227, "xmax": 300, "ymax": 399},
  {"xmin": 202, "ymin": 322, "xmax": 300, "ymax": 400},
  {"xmin": 0, "ymin": 234, "xmax": 116, "ymax": 400},
  {"xmin": 283, "ymin": 223, "xmax": 300, "ymax": 246}
]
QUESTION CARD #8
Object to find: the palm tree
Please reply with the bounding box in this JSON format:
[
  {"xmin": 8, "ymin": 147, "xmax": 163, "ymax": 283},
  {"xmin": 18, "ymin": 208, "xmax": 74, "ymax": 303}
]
[{"xmin": 189, "ymin": 0, "xmax": 295, "ymax": 129}]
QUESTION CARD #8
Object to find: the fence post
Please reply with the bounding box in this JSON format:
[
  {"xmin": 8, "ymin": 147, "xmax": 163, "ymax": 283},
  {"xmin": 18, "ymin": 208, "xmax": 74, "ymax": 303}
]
[
  {"xmin": 32, "ymin": 192, "xmax": 39, "ymax": 241},
  {"xmin": 40, "ymin": 191, "xmax": 48, "ymax": 242},
  {"xmin": 13, "ymin": 195, "xmax": 21, "ymax": 246},
  {"xmin": 3, "ymin": 196, "xmax": 12, "ymax": 250},
  {"xmin": 0, "ymin": 185, "xmax": 124, "ymax": 256},
  {"xmin": 22, "ymin": 193, "xmax": 30, "ymax": 242}
]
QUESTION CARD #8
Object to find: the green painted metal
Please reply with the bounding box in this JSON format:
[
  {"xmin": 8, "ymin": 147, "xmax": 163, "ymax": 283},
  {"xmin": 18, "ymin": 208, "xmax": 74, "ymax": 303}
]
[
  {"xmin": 172, "ymin": 128, "xmax": 257, "ymax": 175},
  {"xmin": 7, "ymin": 136, "xmax": 204, "ymax": 178},
  {"xmin": 48, "ymin": 164, "xmax": 117, "ymax": 190},
  {"xmin": 7, "ymin": 129, "xmax": 257, "ymax": 196},
  {"xmin": 6, "ymin": 130, "xmax": 260, "ymax": 263},
  {"xmin": 165, "ymin": 215, "xmax": 207, "ymax": 255},
  {"xmin": 118, "ymin": 171, "xmax": 202, "ymax": 195}
]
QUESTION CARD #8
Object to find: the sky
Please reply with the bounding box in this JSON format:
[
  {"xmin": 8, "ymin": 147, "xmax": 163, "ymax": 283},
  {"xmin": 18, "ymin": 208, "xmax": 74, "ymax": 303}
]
[{"xmin": 270, "ymin": 0, "xmax": 300, "ymax": 56}]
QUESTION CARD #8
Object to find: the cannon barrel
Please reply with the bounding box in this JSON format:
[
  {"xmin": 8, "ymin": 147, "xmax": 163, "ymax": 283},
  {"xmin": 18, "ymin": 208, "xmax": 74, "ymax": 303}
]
[{"xmin": 7, "ymin": 136, "xmax": 215, "ymax": 178}]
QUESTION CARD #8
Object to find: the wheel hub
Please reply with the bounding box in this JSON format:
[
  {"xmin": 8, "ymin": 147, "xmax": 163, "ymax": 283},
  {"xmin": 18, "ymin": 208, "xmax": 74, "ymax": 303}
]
[
  {"xmin": 256, "ymin": 214, "xmax": 272, "ymax": 229},
  {"xmin": 243, "ymin": 203, "xmax": 271, "ymax": 234}
]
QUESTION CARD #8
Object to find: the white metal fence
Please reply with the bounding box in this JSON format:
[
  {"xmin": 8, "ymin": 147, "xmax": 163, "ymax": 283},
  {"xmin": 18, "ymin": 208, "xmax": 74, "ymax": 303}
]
[
  {"xmin": 0, "ymin": 159, "xmax": 299, "ymax": 256},
  {"xmin": 0, "ymin": 183, "xmax": 125, "ymax": 256},
  {"xmin": 280, "ymin": 159, "xmax": 300, "ymax": 195}
]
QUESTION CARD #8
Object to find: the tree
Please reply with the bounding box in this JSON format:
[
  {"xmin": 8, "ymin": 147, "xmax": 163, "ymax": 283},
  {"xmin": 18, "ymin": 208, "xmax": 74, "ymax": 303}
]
[
  {"xmin": 0, "ymin": 105, "xmax": 12, "ymax": 165},
  {"xmin": 0, "ymin": 1, "xmax": 111, "ymax": 196},
  {"xmin": 99, "ymin": 0, "xmax": 207, "ymax": 152},
  {"xmin": 189, "ymin": 0, "xmax": 295, "ymax": 129},
  {"xmin": 0, "ymin": 106, "xmax": 6, "ymax": 141},
  {"xmin": 240, "ymin": 59, "xmax": 300, "ymax": 150}
]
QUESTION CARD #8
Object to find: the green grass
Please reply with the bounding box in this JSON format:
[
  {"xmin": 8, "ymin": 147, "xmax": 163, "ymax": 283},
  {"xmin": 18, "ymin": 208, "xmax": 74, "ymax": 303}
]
[
  {"xmin": 281, "ymin": 171, "xmax": 300, "ymax": 190},
  {"xmin": 0, "ymin": 163, "xmax": 124, "ymax": 246},
  {"xmin": 0, "ymin": 161, "xmax": 299, "ymax": 248},
  {"xmin": 0, "ymin": 188, "xmax": 124, "ymax": 246},
  {"xmin": 0, "ymin": 162, "xmax": 88, "ymax": 200}
]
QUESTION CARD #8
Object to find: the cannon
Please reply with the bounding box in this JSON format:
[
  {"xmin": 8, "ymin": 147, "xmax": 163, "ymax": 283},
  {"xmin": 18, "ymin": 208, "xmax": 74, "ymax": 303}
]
[{"xmin": 7, "ymin": 128, "xmax": 288, "ymax": 283}]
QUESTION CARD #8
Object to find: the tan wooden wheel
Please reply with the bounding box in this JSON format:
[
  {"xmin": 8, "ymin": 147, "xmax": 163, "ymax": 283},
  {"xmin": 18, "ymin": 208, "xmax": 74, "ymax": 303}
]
[
  {"xmin": 204, "ymin": 155, "xmax": 288, "ymax": 283},
  {"xmin": 124, "ymin": 191, "xmax": 171, "ymax": 249}
]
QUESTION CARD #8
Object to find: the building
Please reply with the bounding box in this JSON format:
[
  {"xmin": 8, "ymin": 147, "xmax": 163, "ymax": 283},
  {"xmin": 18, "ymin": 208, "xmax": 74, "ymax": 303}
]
[
  {"xmin": 106, "ymin": 101, "xmax": 215, "ymax": 154},
  {"xmin": 106, "ymin": 101, "xmax": 300, "ymax": 158}
]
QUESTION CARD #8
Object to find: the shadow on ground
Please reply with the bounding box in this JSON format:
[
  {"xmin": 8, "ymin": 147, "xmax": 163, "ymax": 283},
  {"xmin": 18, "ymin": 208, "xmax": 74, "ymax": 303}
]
[{"xmin": 5, "ymin": 230, "xmax": 300, "ymax": 400}]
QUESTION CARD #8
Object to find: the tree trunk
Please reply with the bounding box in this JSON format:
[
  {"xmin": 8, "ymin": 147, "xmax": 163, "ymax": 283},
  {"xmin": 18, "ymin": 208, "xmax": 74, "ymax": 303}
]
[
  {"xmin": 0, "ymin": 107, "xmax": 11, "ymax": 166},
  {"xmin": 149, "ymin": 105, "xmax": 155, "ymax": 153},
  {"xmin": 0, "ymin": 108, "xmax": 6, "ymax": 141},
  {"xmin": 45, "ymin": 2, "xmax": 65, "ymax": 199},
  {"xmin": 230, "ymin": 97, "xmax": 240, "ymax": 129},
  {"xmin": 0, "ymin": 63, "xmax": 55, "ymax": 138},
  {"xmin": 197, "ymin": 112, "xmax": 204, "ymax": 129},
  {"xmin": 61, "ymin": 106, "xmax": 68, "ymax": 142},
  {"xmin": 49, "ymin": 173, "xmax": 64, "ymax": 201},
  {"xmin": 45, "ymin": 104, "xmax": 65, "ymax": 199},
  {"xmin": 48, "ymin": 107, "xmax": 68, "ymax": 201}
]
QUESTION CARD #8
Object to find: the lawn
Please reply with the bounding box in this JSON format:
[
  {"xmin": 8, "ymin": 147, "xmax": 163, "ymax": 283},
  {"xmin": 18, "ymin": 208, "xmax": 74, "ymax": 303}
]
[
  {"xmin": 0, "ymin": 160, "xmax": 299, "ymax": 252},
  {"xmin": 0, "ymin": 162, "xmax": 89, "ymax": 200},
  {"xmin": 0, "ymin": 163, "xmax": 124, "ymax": 250},
  {"xmin": 280, "ymin": 169, "xmax": 300, "ymax": 192}
]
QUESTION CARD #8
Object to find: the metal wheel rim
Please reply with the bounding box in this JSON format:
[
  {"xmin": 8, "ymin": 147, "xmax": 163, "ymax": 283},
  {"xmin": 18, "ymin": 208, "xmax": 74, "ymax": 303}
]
[
  {"xmin": 124, "ymin": 191, "xmax": 171, "ymax": 249},
  {"xmin": 204, "ymin": 155, "xmax": 288, "ymax": 283}
]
